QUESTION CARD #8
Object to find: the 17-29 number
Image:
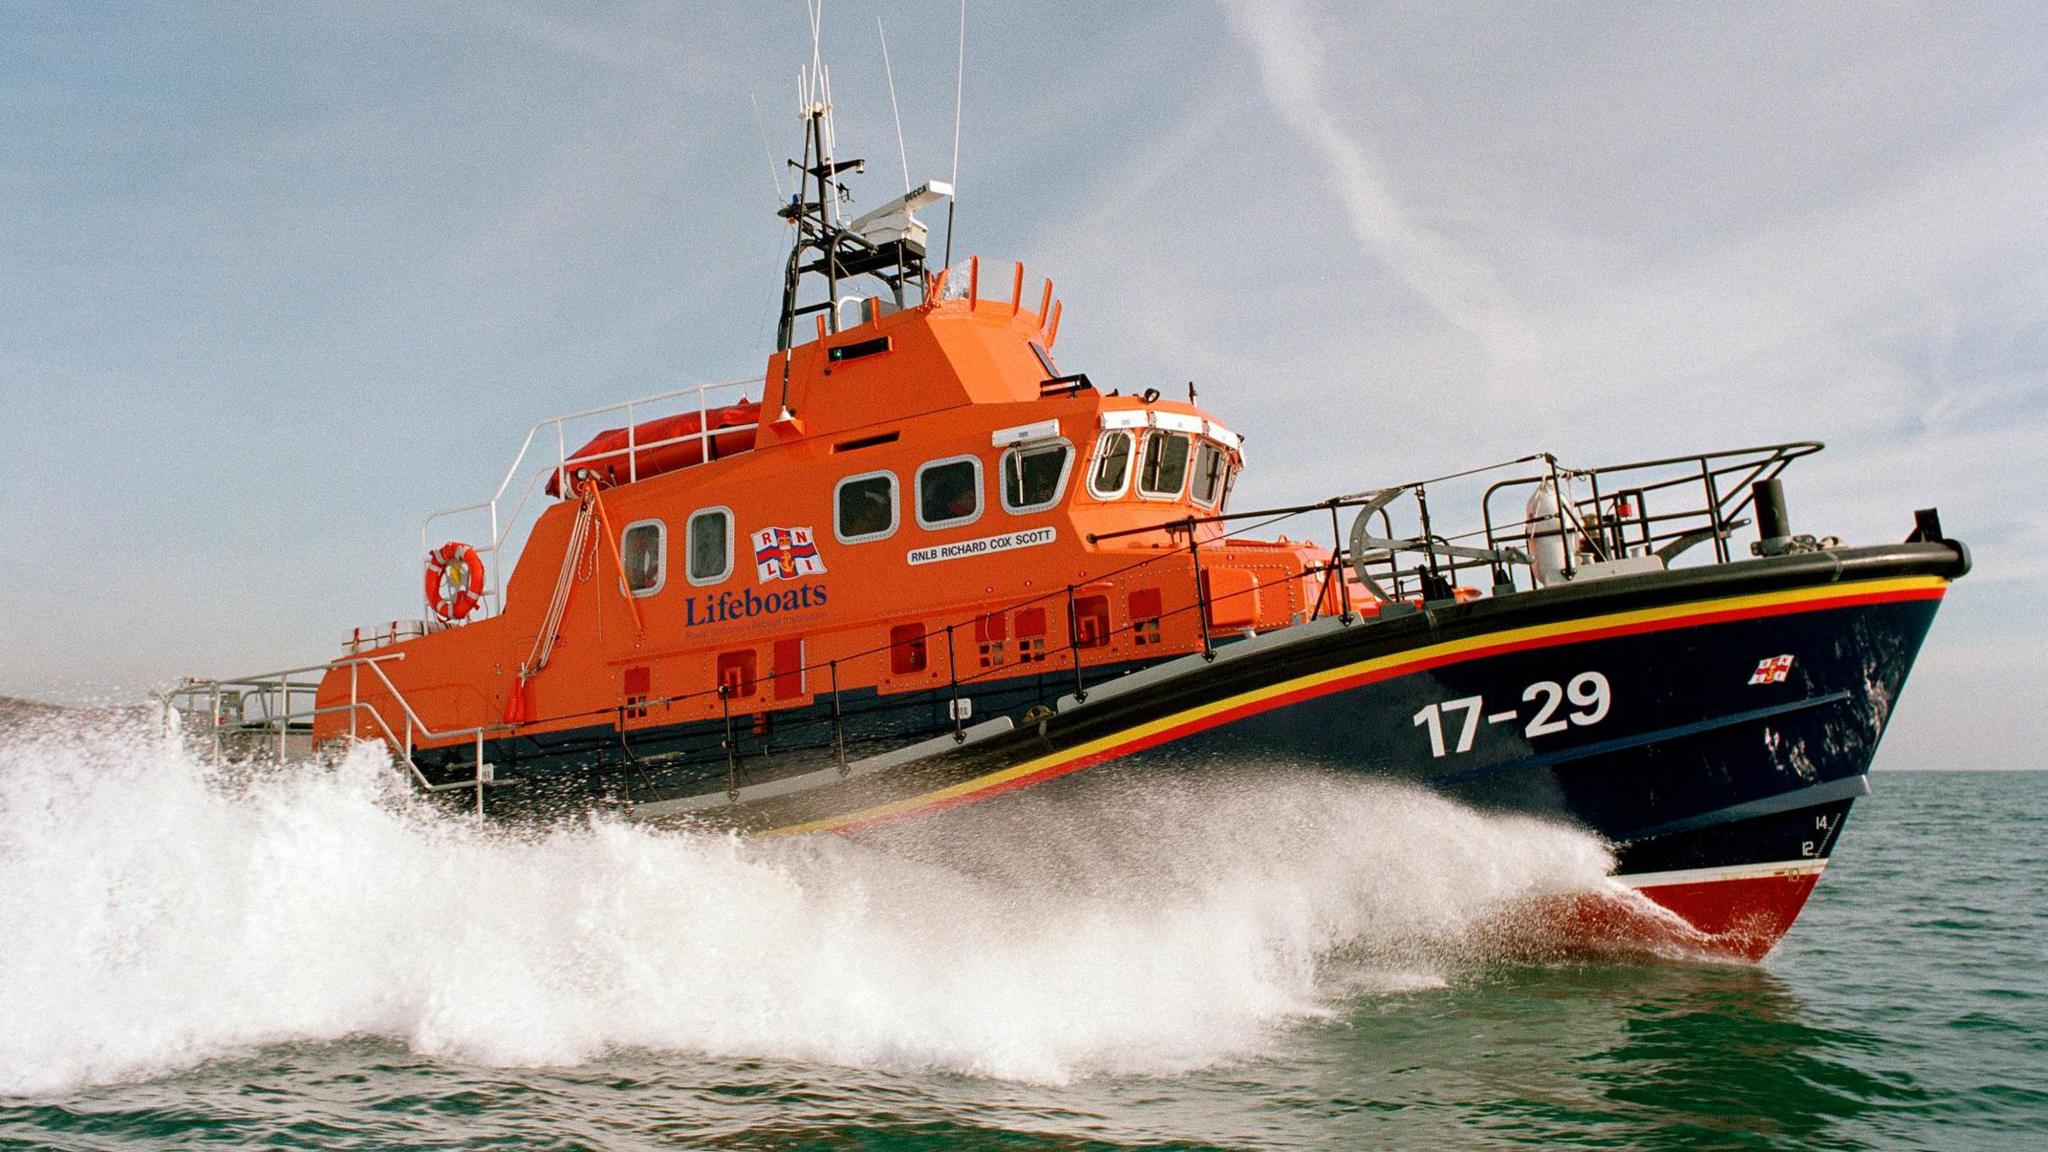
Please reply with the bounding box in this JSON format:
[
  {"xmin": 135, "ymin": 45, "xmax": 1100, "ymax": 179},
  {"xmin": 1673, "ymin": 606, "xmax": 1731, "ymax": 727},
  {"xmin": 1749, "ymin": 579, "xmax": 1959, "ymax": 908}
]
[{"xmin": 1411, "ymin": 671, "xmax": 1612, "ymax": 758}]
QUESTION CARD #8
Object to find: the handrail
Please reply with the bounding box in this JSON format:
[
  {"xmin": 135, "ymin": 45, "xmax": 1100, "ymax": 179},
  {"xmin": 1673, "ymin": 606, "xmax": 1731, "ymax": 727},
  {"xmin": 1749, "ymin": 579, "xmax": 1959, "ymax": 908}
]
[
  {"xmin": 556, "ymin": 422, "xmax": 763, "ymax": 478},
  {"xmin": 417, "ymin": 375, "xmax": 762, "ymax": 621},
  {"xmin": 426, "ymin": 440, "xmax": 1820, "ymax": 740},
  {"xmin": 1086, "ymin": 451, "xmax": 1556, "ymax": 545},
  {"xmin": 158, "ymin": 648, "xmax": 507, "ymax": 811},
  {"xmin": 1480, "ymin": 440, "xmax": 1822, "ymax": 566},
  {"xmin": 160, "ymin": 650, "xmax": 513, "ymax": 751},
  {"xmin": 167, "ymin": 439, "xmax": 1828, "ymax": 808},
  {"xmin": 167, "ymin": 650, "xmax": 406, "ymax": 690},
  {"xmin": 488, "ymin": 499, "xmax": 1355, "ymax": 739}
]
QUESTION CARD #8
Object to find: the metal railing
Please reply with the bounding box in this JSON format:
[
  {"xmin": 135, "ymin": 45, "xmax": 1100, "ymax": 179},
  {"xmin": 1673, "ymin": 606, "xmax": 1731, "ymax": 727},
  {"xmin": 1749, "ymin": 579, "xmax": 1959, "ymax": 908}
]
[
  {"xmin": 1481, "ymin": 441, "xmax": 1822, "ymax": 573},
  {"xmin": 344, "ymin": 619, "xmax": 428, "ymax": 657},
  {"xmin": 167, "ymin": 440, "xmax": 1826, "ymax": 809},
  {"xmin": 157, "ymin": 652, "xmax": 506, "ymax": 817},
  {"xmin": 387, "ymin": 442, "xmax": 1833, "ymax": 796},
  {"xmin": 414, "ymin": 376, "xmax": 762, "ymax": 627},
  {"xmin": 478, "ymin": 488, "xmax": 1401, "ymax": 788}
]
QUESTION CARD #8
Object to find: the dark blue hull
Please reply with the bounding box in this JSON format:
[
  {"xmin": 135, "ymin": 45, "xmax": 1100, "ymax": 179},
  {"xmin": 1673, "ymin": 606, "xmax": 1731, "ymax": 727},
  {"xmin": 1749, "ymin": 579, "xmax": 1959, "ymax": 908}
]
[
  {"xmin": 1141, "ymin": 589, "xmax": 1937, "ymax": 871},
  {"xmin": 422, "ymin": 542, "xmax": 1962, "ymax": 957},
  {"xmin": 644, "ymin": 543, "xmax": 1959, "ymax": 955}
]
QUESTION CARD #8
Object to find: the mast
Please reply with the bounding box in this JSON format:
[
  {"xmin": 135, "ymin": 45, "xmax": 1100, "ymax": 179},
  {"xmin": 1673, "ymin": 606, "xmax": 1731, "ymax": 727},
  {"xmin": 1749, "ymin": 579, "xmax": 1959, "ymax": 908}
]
[{"xmin": 772, "ymin": 63, "xmax": 951, "ymax": 356}]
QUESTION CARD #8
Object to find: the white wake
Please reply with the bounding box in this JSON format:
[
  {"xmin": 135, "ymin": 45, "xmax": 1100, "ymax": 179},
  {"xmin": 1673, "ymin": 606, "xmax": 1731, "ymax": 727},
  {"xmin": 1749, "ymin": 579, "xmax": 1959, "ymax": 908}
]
[{"xmin": 0, "ymin": 716, "xmax": 1618, "ymax": 1094}]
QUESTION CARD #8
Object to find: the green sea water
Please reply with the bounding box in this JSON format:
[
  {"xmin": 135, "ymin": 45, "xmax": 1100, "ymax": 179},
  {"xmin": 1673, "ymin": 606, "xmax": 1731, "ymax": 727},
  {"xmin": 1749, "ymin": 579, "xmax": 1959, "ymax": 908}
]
[{"xmin": 0, "ymin": 721, "xmax": 2041, "ymax": 1150}]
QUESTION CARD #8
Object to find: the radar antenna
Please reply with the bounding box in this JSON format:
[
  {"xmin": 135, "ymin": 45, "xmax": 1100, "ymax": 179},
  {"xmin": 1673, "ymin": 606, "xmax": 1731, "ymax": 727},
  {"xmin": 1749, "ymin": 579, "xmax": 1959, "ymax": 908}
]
[{"xmin": 772, "ymin": 9, "xmax": 951, "ymax": 356}]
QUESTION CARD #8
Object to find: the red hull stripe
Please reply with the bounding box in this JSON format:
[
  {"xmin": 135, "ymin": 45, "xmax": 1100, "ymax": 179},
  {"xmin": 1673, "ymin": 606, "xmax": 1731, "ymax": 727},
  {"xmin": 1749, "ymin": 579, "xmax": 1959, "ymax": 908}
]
[
  {"xmin": 767, "ymin": 576, "xmax": 1946, "ymax": 835},
  {"xmin": 1630, "ymin": 870, "xmax": 1828, "ymax": 961},
  {"xmin": 1529, "ymin": 866, "xmax": 1829, "ymax": 962}
]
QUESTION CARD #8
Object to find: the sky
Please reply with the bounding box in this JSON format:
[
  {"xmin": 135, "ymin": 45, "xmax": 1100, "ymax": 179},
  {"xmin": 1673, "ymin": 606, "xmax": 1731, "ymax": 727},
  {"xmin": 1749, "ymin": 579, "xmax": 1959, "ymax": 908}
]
[{"xmin": 2, "ymin": 2, "xmax": 2043, "ymax": 767}]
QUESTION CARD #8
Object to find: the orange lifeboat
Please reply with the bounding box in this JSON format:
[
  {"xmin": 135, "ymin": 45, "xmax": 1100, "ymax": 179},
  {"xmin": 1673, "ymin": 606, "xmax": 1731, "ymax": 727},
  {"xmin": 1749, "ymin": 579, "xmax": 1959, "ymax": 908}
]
[{"xmin": 545, "ymin": 399, "xmax": 761, "ymax": 496}]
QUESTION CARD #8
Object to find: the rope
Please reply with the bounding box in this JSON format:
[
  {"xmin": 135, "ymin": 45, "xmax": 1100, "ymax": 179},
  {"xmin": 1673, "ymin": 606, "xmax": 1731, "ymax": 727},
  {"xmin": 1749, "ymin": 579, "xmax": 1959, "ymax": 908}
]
[
  {"xmin": 520, "ymin": 487, "xmax": 596, "ymax": 684},
  {"xmin": 583, "ymin": 480, "xmax": 647, "ymax": 637},
  {"xmin": 575, "ymin": 507, "xmax": 599, "ymax": 583}
]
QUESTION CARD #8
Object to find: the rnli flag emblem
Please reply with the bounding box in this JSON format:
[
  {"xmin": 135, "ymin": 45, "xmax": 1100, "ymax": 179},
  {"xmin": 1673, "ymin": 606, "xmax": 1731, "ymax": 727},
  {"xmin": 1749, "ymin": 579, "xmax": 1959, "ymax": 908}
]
[
  {"xmin": 1748, "ymin": 654, "xmax": 1796, "ymax": 685},
  {"xmin": 752, "ymin": 526, "xmax": 826, "ymax": 583}
]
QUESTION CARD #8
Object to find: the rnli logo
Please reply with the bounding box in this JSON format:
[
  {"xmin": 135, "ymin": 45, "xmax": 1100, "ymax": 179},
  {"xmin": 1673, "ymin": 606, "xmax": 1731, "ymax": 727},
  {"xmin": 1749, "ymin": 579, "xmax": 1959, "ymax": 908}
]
[
  {"xmin": 752, "ymin": 526, "xmax": 826, "ymax": 583},
  {"xmin": 1748, "ymin": 654, "xmax": 1795, "ymax": 685}
]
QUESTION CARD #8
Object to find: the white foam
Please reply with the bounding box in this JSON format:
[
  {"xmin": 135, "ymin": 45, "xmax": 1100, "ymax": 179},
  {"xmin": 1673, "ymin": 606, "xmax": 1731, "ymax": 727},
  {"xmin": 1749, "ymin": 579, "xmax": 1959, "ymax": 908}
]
[{"xmin": 0, "ymin": 718, "xmax": 1616, "ymax": 1094}]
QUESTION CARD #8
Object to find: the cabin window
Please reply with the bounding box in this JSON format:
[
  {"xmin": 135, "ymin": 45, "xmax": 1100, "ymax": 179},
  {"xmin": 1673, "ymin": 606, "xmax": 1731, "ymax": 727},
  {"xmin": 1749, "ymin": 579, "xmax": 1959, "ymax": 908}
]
[
  {"xmin": 1138, "ymin": 432, "xmax": 1191, "ymax": 499},
  {"xmin": 1088, "ymin": 430, "xmax": 1134, "ymax": 499},
  {"xmin": 916, "ymin": 456, "xmax": 983, "ymax": 529},
  {"xmin": 1001, "ymin": 439, "xmax": 1073, "ymax": 514},
  {"xmin": 835, "ymin": 470, "xmax": 899, "ymax": 543},
  {"xmin": 620, "ymin": 519, "xmax": 665, "ymax": 596},
  {"xmin": 686, "ymin": 507, "xmax": 732, "ymax": 585},
  {"xmin": 1190, "ymin": 442, "xmax": 1228, "ymax": 508},
  {"xmin": 889, "ymin": 623, "xmax": 928, "ymax": 674}
]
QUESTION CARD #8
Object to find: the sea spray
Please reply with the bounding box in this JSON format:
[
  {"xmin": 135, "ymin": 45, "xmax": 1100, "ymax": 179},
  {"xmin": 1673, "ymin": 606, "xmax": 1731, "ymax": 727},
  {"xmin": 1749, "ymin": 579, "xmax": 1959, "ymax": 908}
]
[{"xmin": 0, "ymin": 717, "xmax": 1619, "ymax": 1095}]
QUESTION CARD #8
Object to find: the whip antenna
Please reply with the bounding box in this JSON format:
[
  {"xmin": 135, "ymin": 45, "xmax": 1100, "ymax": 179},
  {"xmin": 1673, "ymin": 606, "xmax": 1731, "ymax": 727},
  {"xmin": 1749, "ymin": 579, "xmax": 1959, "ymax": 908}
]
[
  {"xmin": 878, "ymin": 16, "xmax": 911, "ymax": 194},
  {"xmin": 749, "ymin": 89, "xmax": 785, "ymax": 199},
  {"xmin": 942, "ymin": 0, "xmax": 966, "ymax": 270},
  {"xmin": 806, "ymin": 0, "xmax": 824, "ymax": 78}
]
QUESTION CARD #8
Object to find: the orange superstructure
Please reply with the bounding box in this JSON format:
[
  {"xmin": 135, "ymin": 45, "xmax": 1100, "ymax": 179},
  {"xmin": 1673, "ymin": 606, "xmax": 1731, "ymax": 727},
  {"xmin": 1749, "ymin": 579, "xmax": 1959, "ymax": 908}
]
[
  {"xmin": 310, "ymin": 251, "xmax": 1366, "ymax": 788},
  {"xmin": 304, "ymin": 59, "xmax": 1393, "ymax": 791}
]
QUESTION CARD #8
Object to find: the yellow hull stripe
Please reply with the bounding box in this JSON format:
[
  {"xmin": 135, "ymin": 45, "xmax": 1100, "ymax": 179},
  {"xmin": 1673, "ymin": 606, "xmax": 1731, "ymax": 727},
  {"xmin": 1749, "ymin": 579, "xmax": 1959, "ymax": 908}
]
[{"xmin": 761, "ymin": 575, "xmax": 1948, "ymax": 836}]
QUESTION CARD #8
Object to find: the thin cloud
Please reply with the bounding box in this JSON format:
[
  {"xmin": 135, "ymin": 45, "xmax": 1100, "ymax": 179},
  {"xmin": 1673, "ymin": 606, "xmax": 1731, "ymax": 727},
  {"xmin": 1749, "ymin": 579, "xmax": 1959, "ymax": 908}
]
[
  {"xmin": 1221, "ymin": 0, "xmax": 1538, "ymax": 373},
  {"xmin": 472, "ymin": 3, "xmax": 700, "ymax": 72}
]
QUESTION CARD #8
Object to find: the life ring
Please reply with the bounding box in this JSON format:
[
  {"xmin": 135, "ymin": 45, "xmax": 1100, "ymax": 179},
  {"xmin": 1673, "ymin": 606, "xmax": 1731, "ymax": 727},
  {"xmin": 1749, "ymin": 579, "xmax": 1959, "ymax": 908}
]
[{"xmin": 425, "ymin": 542, "xmax": 486, "ymax": 622}]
